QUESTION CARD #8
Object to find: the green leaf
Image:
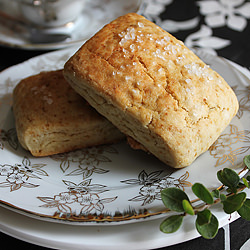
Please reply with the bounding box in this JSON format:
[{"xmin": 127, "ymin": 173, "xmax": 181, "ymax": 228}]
[
  {"xmin": 211, "ymin": 189, "xmax": 220, "ymax": 198},
  {"xmin": 238, "ymin": 182, "xmax": 247, "ymax": 189},
  {"xmin": 242, "ymin": 178, "xmax": 249, "ymax": 188},
  {"xmin": 222, "ymin": 192, "xmax": 247, "ymax": 214},
  {"xmin": 160, "ymin": 215, "xmax": 184, "ymax": 233},
  {"xmin": 237, "ymin": 199, "xmax": 250, "ymax": 221},
  {"xmin": 196, "ymin": 213, "xmax": 219, "ymax": 239},
  {"xmin": 243, "ymin": 155, "xmax": 250, "ymax": 169},
  {"xmin": 220, "ymin": 194, "xmax": 227, "ymax": 202},
  {"xmin": 192, "ymin": 183, "xmax": 214, "ymax": 204},
  {"xmin": 161, "ymin": 187, "xmax": 189, "ymax": 212},
  {"xmin": 196, "ymin": 209, "xmax": 212, "ymax": 226},
  {"xmin": 182, "ymin": 199, "xmax": 195, "ymax": 215},
  {"xmin": 217, "ymin": 168, "xmax": 240, "ymax": 193}
]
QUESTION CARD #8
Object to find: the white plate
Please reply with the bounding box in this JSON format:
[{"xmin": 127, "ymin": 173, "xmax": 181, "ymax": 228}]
[
  {"xmin": 0, "ymin": 47, "xmax": 250, "ymax": 248},
  {"xmin": 0, "ymin": 204, "xmax": 240, "ymax": 250},
  {"xmin": 0, "ymin": 0, "xmax": 143, "ymax": 50}
]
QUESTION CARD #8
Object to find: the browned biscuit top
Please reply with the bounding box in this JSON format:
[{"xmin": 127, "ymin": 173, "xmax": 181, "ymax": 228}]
[
  {"xmin": 13, "ymin": 70, "xmax": 124, "ymax": 156},
  {"xmin": 13, "ymin": 70, "xmax": 105, "ymax": 130},
  {"xmin": 64, "ymin": 13, "xmax": 238, "ymax": 167}
]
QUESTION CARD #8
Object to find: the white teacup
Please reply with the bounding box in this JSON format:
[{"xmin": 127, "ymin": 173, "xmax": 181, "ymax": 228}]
[{"xmin": 19, "ymin": 0, "xmax": 87, "ymax": 28}]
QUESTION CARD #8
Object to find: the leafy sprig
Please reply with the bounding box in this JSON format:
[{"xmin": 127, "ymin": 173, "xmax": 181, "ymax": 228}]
[{"xmin": 160, "ymin": 155, "xmax": 250, "ymax": 239}]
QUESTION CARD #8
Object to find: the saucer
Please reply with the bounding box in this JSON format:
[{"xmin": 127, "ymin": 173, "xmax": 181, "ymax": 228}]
[{"xmin": 0, "ymin": 0, "xmax": 144, "ymax": 50}]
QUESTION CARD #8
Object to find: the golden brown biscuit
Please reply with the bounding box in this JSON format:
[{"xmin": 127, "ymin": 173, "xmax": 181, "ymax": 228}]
[
  {"xmin": 64, "ymin": 13, "xmax": 239, "ymax": 168},
  {"xmin": 13, "ymin": 70, "xmax": 124, "ymax": 156}
]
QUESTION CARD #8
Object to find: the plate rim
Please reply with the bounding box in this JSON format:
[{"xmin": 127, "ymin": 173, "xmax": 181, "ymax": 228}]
[{"xmin": 0, "ymin": 203, "xmax": 241, "ymax": 250}]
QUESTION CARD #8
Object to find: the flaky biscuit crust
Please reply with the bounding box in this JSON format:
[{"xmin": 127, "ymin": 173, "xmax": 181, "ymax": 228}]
[
  {"xmin": 64, "ymin": 13, "xmax": 239, "ymax": 168},
  {"xmin": 13, "ymin": 70, "xmax": 124, "ymax": 156}
]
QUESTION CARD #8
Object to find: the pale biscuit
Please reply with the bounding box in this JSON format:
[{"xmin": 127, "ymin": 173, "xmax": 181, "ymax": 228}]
[
  {"xmin": 13, "ymin": 70, "xmax": 124, "ymax": 156},
  {"xmin": 64, "ymin": 13, "xmax": 239, "ymax": 168}
]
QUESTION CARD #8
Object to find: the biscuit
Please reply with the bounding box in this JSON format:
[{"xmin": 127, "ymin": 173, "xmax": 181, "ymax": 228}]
[
  {"xmin": 13, "ymin": 70, "xmax": 124, "ymax": 156},
  {"xmin": 64, "ymin": 13, "xmax": 239, "ymax": 168}
]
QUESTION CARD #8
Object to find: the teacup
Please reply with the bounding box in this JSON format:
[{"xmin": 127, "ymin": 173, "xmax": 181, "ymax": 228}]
[{"xmin": 19, "ymin": 0, "xmax": 87, "ymax": 28}]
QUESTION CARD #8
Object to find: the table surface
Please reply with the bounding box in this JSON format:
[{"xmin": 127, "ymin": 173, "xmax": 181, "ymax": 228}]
[{"xmin": 1, "ymin": 0, "xmax": 250, "ymax": 249}]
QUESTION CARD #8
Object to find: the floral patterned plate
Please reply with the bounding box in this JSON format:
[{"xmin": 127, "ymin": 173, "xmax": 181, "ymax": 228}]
[{"xmin": 0, "ymin": 47, "xmax": 249, "ymax": 227}]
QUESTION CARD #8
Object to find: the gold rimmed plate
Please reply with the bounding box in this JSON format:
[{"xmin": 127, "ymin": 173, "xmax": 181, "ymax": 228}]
[{"xmin": 0, "ymin": 46, "xmax": 250, "ymax": 249}]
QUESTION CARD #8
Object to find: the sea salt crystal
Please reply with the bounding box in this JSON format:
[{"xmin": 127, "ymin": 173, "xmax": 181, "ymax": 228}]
[
  {"xmin": 130, "ymin": 28, "xmax": 136, "ymax": 39},
  {"xmin": 125, "ymin": 34, "xmax": 131, "ymax": 40},
  {"xmin": 186, "ymin": 86, "xmax": 195, "ymax": 95},
  {"xmin": 153, "ymin": 50, "xmax": 166, "ymax": 61},
  {"xmin": 164, "ymin": 36, "xmax": 170, "ymax": 42},
  {"xmin": 156, "ymin": 38, "xmax": 167, "ymax": 45},
  {"xmin": 185, "ymin": 79, "xmax": 191, "ymax": 84},
  {"xmin": 43, "ymin": 96, "xmax": 53, "ymax": 105},
  {"xmin": 176, "ymin": 57, "xmax": 183, "ymax": 64},
  {"xmin": 132, "ymin": 89, "xmax": 138, "ymax": 94},
  {"xmin": 130, "ymin": 44, "xmax": 135, "ymax": 52},
  {"xmin": 119, "ymin": 28, "xmax": 136, "ymax": 46},
  {"xmin": 31, "ymin": 86, "xmax": 38, "ymax": 91},
  {"xmin": 125, "ymin": 76, "xmax": 131, "ymax": 81},
  {"xmin": 118, "ymin": 32, "xmax": 124, "ymax": 38},
  {"xmin": 136, "ymin": 36, "xmax": 143, "ymax": 43},
  {"xmin": 165, "ymin": 44, "xmax": 177, "ymax": 54},
  {"xmin": 192, "ymin": 111, "xmax": 199, "ymax": 118},
  {"xmin": 47, "ymin": 99, "xmax": 53, "ymax": 105},
  {"xmin": 138, "ymin": 22, "xmax": 144, "ymax": 28},
  {"xmin": 119, "ymin": 38, "xmax": 127, "ymax": 46},
  {"xmin": 156, "ymin": 39, "xmax": 161, "ymax": 45}
]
